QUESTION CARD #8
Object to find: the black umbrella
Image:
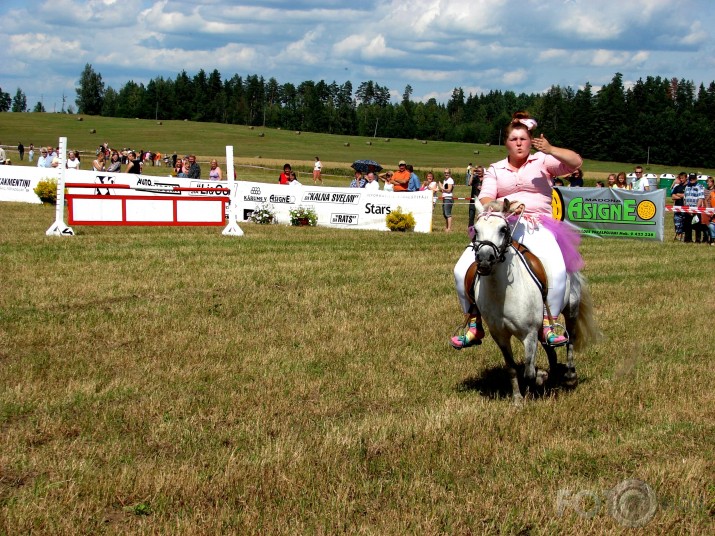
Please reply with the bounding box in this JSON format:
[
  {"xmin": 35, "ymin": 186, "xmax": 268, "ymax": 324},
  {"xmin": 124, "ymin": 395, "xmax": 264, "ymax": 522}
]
[{"xmin": 351, "ymin": 159, "xmax": 383, "ymax": 174}]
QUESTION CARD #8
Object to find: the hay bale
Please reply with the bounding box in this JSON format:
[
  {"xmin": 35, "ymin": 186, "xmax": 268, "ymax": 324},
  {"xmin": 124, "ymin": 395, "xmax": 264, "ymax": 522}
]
[
  {"xmin": 295, "ymin": 131, "xmax": 301, "ymax": 135},
  {"xmin": 384, "ymin": 138, "xmax": 390, "ymax": 142},
  {"xmin": 485, "ymin": 142, "xmax": 491, "ymax": 146},
  {"xmin": 344, "ymin": 142, "xmax": 350, "ymax": 147},
  {"xmin": 258, "ymin": 132, "xmax": 265, "ymax": 137},
  {"xmin": 473, "ymin": 150, "xmax": 479, "ymax": 155},
  {"xmin": 366, "ymin": 141, "xmax": 372, "ymax": 145},
  {"xmin": 76, "ymin": 116, "xmax": 83, "ymax": 121},
  {"xmin": 157, "ymin": 121, "xmax": 162, "ymax": 125},
  {"xmin": 421, "ymin": 140, "xmax": 427, "ymax": 144},
  {"xmin": 249, "ymin": 126, "xmax": 254, "ymax": 130},
  {"xmin": 89, "ymin": 129, "xmax": 96, "ymax": 134}
]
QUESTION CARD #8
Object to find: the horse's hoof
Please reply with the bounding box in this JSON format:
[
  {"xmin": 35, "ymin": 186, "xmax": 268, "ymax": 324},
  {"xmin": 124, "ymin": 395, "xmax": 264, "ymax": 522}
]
[
  {"xmin": 512, "ymin": 393, "xmax": 524, "ymax": 405},
  {"xmin": 564, "ymin": 369, "xmax": 578, "ymax": 388},
  {"xmin": 536, "ymin": 370, "xmax": 549, "ymax": 387}
]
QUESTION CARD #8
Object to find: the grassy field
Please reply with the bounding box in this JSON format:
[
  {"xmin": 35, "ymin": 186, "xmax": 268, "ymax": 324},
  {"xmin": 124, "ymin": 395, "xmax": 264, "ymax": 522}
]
[
  {"xmin": 1, "ymin": 195, "xmax": 713, "ymax": 533},
  {"xmin": 3, "ymin": 113, "xmax": 713, "ymax": 185}
]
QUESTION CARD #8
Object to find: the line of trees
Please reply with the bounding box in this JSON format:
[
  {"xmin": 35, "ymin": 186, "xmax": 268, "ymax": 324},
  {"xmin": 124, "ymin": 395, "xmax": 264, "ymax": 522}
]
[
  {"xmin": 6, "ymin": 65, "xmax": 715, "ymax": 168},
  {"xmin": 0, "ymin": 87, "xmax": 38, "ymax": 113}
]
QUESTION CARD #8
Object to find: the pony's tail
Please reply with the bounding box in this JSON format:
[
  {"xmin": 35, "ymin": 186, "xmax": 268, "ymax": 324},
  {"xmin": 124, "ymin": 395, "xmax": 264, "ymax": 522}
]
[{"xmin": 571, "ymin": 272, "xmax": 601, "ymax": 352}]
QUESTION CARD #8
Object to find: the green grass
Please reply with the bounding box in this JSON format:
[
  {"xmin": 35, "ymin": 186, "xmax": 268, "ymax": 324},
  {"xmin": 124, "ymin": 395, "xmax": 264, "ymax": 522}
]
[
  {"xmin": 3, "ymin": 113, "xmax": 712, "ymax": 183},
  {"xmin": 1, "ymin": 200, "xmax": 713, "ymax": 534}
]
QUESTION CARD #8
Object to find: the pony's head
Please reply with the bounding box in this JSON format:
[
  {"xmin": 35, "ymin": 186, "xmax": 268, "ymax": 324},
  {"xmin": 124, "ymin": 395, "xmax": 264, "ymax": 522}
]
[{"xmin": 471, "ymin": 199, "xmax": 517, "ymax": 275}]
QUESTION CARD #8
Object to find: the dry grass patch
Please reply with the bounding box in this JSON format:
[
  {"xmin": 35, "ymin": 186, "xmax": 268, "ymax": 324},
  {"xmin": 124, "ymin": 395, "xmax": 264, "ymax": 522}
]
[{"xmin": 1, "ymin": 204, "xmax": 713, "ymax": 534}]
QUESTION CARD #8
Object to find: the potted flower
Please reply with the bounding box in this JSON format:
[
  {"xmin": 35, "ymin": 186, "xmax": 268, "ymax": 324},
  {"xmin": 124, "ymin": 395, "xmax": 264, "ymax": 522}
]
[
  {"xmin": 34, "ymin": 178, "xmax": 59, "ymax": 205},
  {"xmin": 248, "ymin": 202, "xmax": 276, "ymax": 224},
  {"xmin": 386, "ymin": 206, "xmax": 416, "ymax": 232},
  {"xmin": 289, "ymin": 205, "xmax": 318, "ymax": 226}
]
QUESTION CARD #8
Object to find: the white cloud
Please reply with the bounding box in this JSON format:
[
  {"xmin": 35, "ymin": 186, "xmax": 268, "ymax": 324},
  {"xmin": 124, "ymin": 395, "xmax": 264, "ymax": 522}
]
[
  {"xmin": 538, "ymin": 49, "xmax": 569, "ymax": 62},
  {"xmin": 333, "ymin": 34, "xmax": 405, "ymax": 61},
  {"xmin": 502, "ymin": 69, "xmax": 527, "ymax": 85},
  {"xmin": 9, "ymin": 33, "xmax": 84, "ymax": 59},
  {"xmin": 282, "ymin": 29, "xmax": 323, "ymax": 65},
  {"xmin": 681, "ymin": 21, "xmax": 708, "ymax": 45}
]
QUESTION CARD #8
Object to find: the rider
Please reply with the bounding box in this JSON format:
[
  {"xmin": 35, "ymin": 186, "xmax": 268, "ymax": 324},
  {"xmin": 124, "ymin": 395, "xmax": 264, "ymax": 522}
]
[{"xmin": 451, "ymin": 111, "xmax": 583, "ymax": 349}]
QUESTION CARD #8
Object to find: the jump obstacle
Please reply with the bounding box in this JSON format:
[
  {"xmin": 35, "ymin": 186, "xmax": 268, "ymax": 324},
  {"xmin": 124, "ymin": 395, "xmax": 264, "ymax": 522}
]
[{"xmin": 46, "ymin": 138, "xmax": 243, "ymax": 236}]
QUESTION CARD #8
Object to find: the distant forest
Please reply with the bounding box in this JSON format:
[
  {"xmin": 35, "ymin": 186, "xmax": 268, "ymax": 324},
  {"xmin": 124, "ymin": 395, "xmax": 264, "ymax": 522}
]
[{"xmin": 5, "ymin": 65, "xmax": 715, "ymax": 168}]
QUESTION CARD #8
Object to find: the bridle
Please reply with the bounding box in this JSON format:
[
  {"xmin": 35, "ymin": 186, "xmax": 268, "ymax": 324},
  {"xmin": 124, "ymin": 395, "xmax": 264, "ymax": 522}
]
[{"xmin": 472, "ymin": 211, "xmax": 514, "ymax": 272}]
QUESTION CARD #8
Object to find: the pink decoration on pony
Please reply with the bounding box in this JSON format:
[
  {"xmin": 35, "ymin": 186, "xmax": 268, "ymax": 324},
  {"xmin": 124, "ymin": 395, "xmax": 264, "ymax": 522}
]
[{"xmin": 541, "ymin": 217, "xmax": 584, "ymax": 273}]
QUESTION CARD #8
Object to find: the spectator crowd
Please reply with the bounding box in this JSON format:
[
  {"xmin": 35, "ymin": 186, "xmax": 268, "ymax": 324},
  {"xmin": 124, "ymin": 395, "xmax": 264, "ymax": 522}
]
[{"xmin": 3, "ymin": 141, "xmax": 713, "ymax": 242}]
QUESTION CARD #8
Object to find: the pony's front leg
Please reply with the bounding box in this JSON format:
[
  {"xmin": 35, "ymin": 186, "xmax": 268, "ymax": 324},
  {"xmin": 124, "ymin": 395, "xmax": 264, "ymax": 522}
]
[
  {"xmin": 494, "ymin": 337, "xmax": 523, "ymax": 403},
  {"xmin": 522, "ymin": 334, "xmax": 545, "ymax": 389}
]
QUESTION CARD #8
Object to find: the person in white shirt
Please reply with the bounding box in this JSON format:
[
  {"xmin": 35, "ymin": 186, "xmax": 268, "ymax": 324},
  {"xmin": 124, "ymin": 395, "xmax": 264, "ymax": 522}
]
[
  {"xmin": 289, "ymin": 171, "xmax": 302, "ymax": 186},
  {"xmin": 439, "ymin": 168, "xmax": 455, "ymax": 232},
  {"xmin": 312, "ymin": 156, "xmax": 323, "ymax": 184},
  {"xmin": 379, "ymin": 171, "xmax": 394, "ymax": 191},
  {"xmin": 66, "ymin": 151, "xmax": 80, "ymax": 170},
  {"xmin": 632, "ymin": 165, "xmax": 650, "ymax": 191},
  {"xmin": 36, "ymin": 148, "xmax": 49, "ymax": 167},
  {"xmin": 422, "ymin": 172, "xmax": 438, "ymax": 205},
  {"xmin": 364, "ymin": 172, "xmax": 379, "ymax": 190}
]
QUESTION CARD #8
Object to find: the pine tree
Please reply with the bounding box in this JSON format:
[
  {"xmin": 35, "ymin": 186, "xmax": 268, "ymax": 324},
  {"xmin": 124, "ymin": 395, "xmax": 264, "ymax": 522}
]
[
  {"xmin": 75, "ymin": 64, "xmax": 105, "ymax": 115},
  {"xmin": 11, "ymin": 88, "xmax": 27, "ymax": 112}
]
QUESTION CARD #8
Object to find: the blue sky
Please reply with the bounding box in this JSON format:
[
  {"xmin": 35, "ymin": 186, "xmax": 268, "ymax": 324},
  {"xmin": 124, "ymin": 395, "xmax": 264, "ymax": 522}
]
[{"xmin": 2, "ymin": 0, "xmax": 714, "ymax": 111}]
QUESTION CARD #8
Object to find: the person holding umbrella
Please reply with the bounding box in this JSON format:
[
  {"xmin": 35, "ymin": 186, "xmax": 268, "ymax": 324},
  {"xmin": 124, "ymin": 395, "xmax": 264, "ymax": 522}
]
[{"xmin": 350, "ymin": 169, "xmax": 366, "ymax": 188}]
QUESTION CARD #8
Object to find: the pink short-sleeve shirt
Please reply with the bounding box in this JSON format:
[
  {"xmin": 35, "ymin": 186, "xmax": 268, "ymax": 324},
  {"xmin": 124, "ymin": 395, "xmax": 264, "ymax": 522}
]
[{"xmin": 478, "ymin": 152, "xmax": 580, "ymax": 217}]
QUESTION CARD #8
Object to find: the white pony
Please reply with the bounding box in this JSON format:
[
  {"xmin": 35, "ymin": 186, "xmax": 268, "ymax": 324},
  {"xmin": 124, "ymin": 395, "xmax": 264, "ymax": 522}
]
[{"xmin": 470, "ymin": 199, "xmax": 599, "ymax": 401}]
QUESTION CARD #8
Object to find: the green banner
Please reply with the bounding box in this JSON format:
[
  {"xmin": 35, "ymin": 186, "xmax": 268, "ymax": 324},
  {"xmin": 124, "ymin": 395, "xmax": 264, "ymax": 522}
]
[{"xmin": 552, "ymin": 187, "xmax": 665, "ymax": 241}]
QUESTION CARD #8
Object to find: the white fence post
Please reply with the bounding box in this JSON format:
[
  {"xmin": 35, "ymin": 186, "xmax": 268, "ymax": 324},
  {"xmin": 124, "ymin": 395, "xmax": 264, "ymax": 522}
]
[
  {"xmin": 222, "ymin": 145, "xmax": 243, "ymax": 236},
  {"xmin": 46, "ymin": 136, "xmax": 74, "ymax": 236}
]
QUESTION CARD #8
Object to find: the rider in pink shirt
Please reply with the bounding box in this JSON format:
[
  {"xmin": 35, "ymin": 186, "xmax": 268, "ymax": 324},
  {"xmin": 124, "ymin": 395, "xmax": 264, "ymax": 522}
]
[
  {"xmin": 451, "ymin": 112, "xmax": 582, "ymax": 349},
  {"xmin": 480, "ymin": 152, "xmax": 577, "ymax": 217}
]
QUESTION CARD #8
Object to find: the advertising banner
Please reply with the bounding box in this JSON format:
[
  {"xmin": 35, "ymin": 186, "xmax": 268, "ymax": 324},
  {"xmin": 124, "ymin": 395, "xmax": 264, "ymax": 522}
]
[
  {"xmin": 235, "ymin": 182, "xmax": 434, "ymax": 232},
  {"xmin": 0, "ymin": 166, "xmax": 52, "ymax": 203},
  {"xmin": 2, "ymin": 164, "xmax": 434, "ymax": 233},
  {"xmin": 552, "ymin": 187, "xmax": 665, "ymax": 241}
]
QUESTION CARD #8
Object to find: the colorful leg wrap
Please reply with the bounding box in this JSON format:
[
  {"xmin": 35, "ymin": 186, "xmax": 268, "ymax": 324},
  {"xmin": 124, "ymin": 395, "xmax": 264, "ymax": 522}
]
[
  {"xmin": 450, "ymin": 316, "xmax": 485, "ymax": 350},
  {"xmin": 541, "ymin": 316, "xmax": 568, "ymax": 347}
]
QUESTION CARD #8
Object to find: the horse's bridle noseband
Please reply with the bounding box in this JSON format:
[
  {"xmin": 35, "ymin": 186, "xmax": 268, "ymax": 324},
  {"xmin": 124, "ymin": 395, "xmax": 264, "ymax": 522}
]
[{"xmin": 471, "ymin": 212, "xmax": 513, "ymax": 272}]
